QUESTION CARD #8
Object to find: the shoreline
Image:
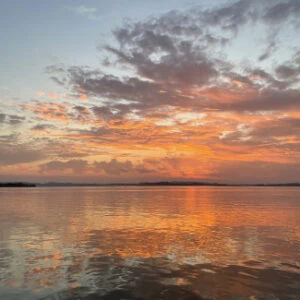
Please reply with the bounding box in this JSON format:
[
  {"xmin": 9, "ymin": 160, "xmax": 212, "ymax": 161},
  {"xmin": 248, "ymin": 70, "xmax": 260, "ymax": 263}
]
[{"xmin": 1, "ymin": 182, "xmax": 300, "ymax": 188}]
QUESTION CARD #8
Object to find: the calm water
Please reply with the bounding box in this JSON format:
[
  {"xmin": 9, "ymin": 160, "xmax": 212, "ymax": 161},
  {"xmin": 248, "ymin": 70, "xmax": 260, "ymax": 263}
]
[{"xmin": 0, "ymin": 187, "xmax": 299, "ymax": 300}]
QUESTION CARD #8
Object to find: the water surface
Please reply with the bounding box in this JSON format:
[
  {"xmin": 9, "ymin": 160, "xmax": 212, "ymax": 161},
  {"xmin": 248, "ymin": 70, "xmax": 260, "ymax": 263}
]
[{"xmin": 0, "ymin": 187, "xmax": 299, "ymax": 299}]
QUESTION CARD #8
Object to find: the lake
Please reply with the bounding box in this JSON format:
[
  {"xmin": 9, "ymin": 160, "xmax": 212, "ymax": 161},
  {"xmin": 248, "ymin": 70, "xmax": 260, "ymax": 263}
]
[{"xmin": 0, "ymin": 187, "xmax": 299, "ymax": 299}]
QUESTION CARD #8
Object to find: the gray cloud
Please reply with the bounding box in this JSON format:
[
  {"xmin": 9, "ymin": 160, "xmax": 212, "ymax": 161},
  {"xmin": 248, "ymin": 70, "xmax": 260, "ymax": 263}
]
[
  {"xmin": 263, "ymin": 0, "xmax": 300, "ymax": 24},
  {"xmin": 258, "ymin": 35, "xmax": 278, "ymax": 61},
  {"xmin": 40, "ymin": 159, "xmax": 88, "ymax": 174},
  {"xmin": 221, "ymin": 89, "xmax": 300, "ymax": 112},
  {"xmin": 39, "ymin": 159, "xmax": 137, "ymax": 176},
  {"xmin": 220, "ymin": 117, "xmax": 300, "ymax": 149},
  {"xmin": 276, "ymin": 65, "xmax": 300, "ymax": 79},
  {"xmin": 37, "ymin": 157, "xmax": 183, "ymax": 178},
  {"xmin": 0, "ymin": 113, "xmax": 6, "ymax": 123},
  {"xmin": 0, "ymin": 112, "xmax": 25, "ymax": 125},
  {"xmin": 8, "ymin": 115, "xmax": 26, "ymax": 125},
  {"xmin": 68, "ymin": 5, "xmax": 98, "ymax": 20},
  {"xmin": 47, "ymin": 0, "xmax": 300, "ymax": 119},
  {"xmin": 31, "ymin": 124, "xmax": 56, "ymax": 131},
  {"xmin": 0, "ymin": 134, "xmax": 45, "ymax": 166},
  {"xmin": 0, "ymin": 147, "xmax": 44, "ymax": 166},
  {"xmin": 94, "ymin": 159, "xmax": 133, "ymax": 175}
]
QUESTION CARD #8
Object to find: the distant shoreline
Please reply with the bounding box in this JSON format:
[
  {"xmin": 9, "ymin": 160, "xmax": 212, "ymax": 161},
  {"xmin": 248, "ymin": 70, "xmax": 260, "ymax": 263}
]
[
  {"xmin": 1, "ymin": 182, "xmax": 299, "ymax": 188},
  {"xmin": 0, "ymin": 183, "xmax": 36, "ymax": 188}
]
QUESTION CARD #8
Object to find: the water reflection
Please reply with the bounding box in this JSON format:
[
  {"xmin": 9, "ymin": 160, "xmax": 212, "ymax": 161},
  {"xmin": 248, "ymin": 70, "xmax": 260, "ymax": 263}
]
[{"xmin": 0, "ymin": 187, "xmax": 299, "ymax": 299}]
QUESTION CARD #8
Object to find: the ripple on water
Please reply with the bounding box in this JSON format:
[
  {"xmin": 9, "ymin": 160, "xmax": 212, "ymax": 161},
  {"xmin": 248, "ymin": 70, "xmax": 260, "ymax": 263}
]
[{"xmin": 0, "ymin": 186, "xmax": 299, "ymax": 299}]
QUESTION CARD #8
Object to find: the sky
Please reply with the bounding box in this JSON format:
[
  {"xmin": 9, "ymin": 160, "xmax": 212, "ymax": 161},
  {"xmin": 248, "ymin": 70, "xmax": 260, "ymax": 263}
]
[{"xmin": 0, "ymin": 0, "xmax": 300, "ymax": 183}]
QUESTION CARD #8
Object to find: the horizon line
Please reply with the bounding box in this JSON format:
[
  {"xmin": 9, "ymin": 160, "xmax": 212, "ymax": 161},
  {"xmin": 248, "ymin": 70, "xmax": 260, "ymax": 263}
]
[{"xmin": 1, "ymin": 181, "xmax": 300, "ymax": 187}]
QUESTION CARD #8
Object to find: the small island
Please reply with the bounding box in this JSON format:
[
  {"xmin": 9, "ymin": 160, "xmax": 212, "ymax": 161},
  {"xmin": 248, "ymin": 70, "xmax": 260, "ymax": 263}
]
[{"xmin": 0, "ymin": 182, "xmax": 36, "ymax": 188}]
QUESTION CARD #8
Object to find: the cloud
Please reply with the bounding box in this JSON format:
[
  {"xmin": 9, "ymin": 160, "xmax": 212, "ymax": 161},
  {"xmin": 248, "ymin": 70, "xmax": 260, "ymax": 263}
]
[
  {"xmin": 0, "ymin": 147, "xmax": 43, "ymax": 166},
  {"xmin": 0, "ymin": 134, "xmax": 45, "ymax": 166},
  {"xmin": 221, "ymin": 89, "xmax": 300, "ymax": 112},
  {"xmin": 37, "ymin": 157, "xmax": 193, "ymax": 180},
  {"xmin": 48, "ymin": 1, "xmax": 300, "ymax": 118},
  {"xmin": 36, "ymin": 90, "xmax": 45, "ymax": 97},
  {"xmin": 213, "ymin": 160, "xmax": 300, "ymax": 183},
  {"xmin": 40, "ymin": 159, "xmax": 88, "ymax": 174},
  {"xmin": 24, "ymin": 101, "xmax": 71, "ymax": 122},
  {"xmin": 219, "ymin": 116, "xmax": 300, "ymax": 146},
  {"xmin": 258, "ymin": 33, "xmax": 278, "ymax": 61},
  {"xmin": 2, "ymin": 0, "xmax": 300, "ymax": 183},
  {"xmin": 44, "ymin": 27, "xmax": 299, "ymax": 182},
  {"xmin": 31, "ymin": 124, "xmax": 56, "ymax": 131},
  {"xmin": 48, "ymin": 92, "xmax": 59, "ymax": 99},
  {"xmin": 68, "ymin": 5, "xmax": 98, "ymax": 20},
  {"xmin": 263, "ymin": 0, "xmax": 300, "ymax": 24},
  {"xmin": 0, "ymin": 113, "xmax": 6, "ymax": 123},
  {"xmin": 38, "ymin": 159, "xmax": 134, "ymax": 176},
  {"xmin": 94, "ymin": 159, "xmax": 133, "ymax": 175},
  {"xmin": 0, "ymin": 112, "xmax": 25, "ymax": 125},
  {"xmin": 36, "ymin": 155, "xmax": 300, "ymax": 184},
  {"xmin": 8, "ymin": 115, "xmax": 25, "ymax": 125}
]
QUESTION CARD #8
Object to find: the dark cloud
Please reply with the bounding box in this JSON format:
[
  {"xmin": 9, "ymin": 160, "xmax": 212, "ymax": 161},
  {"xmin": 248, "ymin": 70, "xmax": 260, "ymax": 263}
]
[
  {"xmin": 94, "ymin": 159, "xmax": 133, "ymax": 175},
  {"xmin": 46, "ymin": 0, "xmax": 300, "ymax": 120},
  {"xmin": 223, "ymin": 89, "xmax": 300, "ymax": 112},
  {"xmin": 263, "ymin": 0, "xmax": 300, "ymax": 24},
  {"xmin": 0, "ymin": 113, "xmax": 6, "ymax": 123},
  {"xmin": 31, "ymin": 124, "xmax": 56, "ymax": 131},
  {"xmin": 276, "ymin": 65, "xmax": 300, "ymax": 79},
  {"xmin": 0, "ymin": 134, "xmax": 45, "ymax": 166},
  {"xmin": 8, "ymin": 115, "xmax": 26, "ymax": 125},
  {"xmin": 0, "ymin": 113, "xmax": 25, "ymax": 125},
  {"xmin": 73, "ymin": 106, "xmax": 89, "ymax": 113},
  {"xmin": 43, "ymin": 139, "xmax": 92, "ymax": 159},
  {"xmin": 105, "ymin": 45, "xmax": 218, "ymax": 87},
  {"xmin": 205, "ymin": 0, "xmax": 300, "ymax": 29},
  {"xmin": 39, "ymin": 159, "xmax": 138, "ymax": 176},
  {"xmin": 220, "ymin": 117, "xmax": 300, "ymax": 149},
  {"xmin": 253, "ymin": 117, "xmax": 300, "ymax": 139},
  {"xmin": 50, "ymin": 76, "xmax": 66, "ymax": 86},
  {"xmin": 38, "ymin": 158, "xmax": 181, "ymax": 177},
  {"xmin": 203, "ymin": 0, "xmax": 254, "ymax": 32},
  {"xmin": 258, "ymin": 38, "xmax": 278, "ymax": 61},
  {"xmin": 249, "ymin": 68, "xmax": 286, "ymax": 89},
  {"xmin": 40, "ymin": 160, "xmax": 88, "ymax": 174},
  {"xmin": 0, "ymin": 147, "xmax": 44, "ymax": 166}
]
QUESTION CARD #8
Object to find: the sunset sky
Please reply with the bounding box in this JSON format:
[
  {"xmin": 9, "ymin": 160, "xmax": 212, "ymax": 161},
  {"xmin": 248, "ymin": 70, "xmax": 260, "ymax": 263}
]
[{"xmin": 0, "ymin": 0, "xmax": 300, "ymax": 183}]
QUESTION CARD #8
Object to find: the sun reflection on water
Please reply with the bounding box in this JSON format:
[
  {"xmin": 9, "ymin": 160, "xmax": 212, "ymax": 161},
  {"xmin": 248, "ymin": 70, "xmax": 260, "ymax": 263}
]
[{"xmin": 0, "ymin": 187, "xmax": 299, "ymax": 299}]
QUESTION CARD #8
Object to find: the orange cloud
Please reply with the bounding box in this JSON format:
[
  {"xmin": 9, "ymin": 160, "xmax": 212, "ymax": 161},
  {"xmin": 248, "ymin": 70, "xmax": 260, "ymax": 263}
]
[
  {"xmin": 200, "ymin": 86, "xmax": 257, "ymax": 104},
  {"xmin": 79, "ymin": 94, "xmax": 88, "ymax": 101},
  {"xmin": 36, "ymin": 90, "xmax": 45, "ymax": 97},
  {"xmin": 48, "ymin": 92, "xmax": 59, "ymax": 99},
  {"xmin": 24, "ymin": 101, "xmax": 70, "ymax": 122}
]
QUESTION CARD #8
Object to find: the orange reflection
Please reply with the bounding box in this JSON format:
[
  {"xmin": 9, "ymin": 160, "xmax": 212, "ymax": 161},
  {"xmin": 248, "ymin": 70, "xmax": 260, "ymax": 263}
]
[{"xmin": 0, "ymin": 187, "xmax": 299, "ymax": 294}]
